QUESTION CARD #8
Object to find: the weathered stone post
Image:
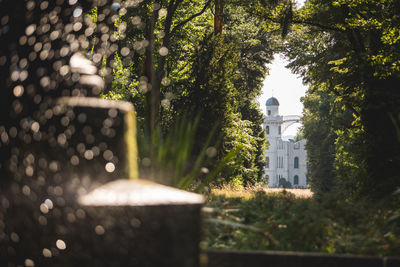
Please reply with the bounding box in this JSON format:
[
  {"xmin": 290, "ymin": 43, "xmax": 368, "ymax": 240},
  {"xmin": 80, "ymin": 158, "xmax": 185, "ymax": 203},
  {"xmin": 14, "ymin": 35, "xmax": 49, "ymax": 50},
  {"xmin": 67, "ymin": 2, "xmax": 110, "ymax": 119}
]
[{"xmin": 76, "ymin": 179, "xmax": 204, "ymax": 267}]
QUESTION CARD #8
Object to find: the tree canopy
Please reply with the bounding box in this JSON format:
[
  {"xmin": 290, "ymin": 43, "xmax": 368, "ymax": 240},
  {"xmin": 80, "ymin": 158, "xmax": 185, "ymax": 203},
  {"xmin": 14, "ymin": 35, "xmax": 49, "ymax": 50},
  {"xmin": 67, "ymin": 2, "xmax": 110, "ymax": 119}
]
[
  {"xmin": 102, "ymin": 0, "xmax": 291, "ymax": 186},
  {"xmin": 101, "ymin": 0, "xmax": 400, "ymax": 196},
  {"xmin": 284, "ymin": 0, "xmax": 400, "ymax": 199}
]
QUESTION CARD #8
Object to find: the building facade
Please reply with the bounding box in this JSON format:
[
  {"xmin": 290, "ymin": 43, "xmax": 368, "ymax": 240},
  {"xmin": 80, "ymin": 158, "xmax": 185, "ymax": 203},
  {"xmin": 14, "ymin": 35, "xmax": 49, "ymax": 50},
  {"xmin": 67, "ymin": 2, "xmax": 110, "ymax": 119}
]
[{"xmin": 263, "ymin": 97, "xmax": 308, "ymax": 188}]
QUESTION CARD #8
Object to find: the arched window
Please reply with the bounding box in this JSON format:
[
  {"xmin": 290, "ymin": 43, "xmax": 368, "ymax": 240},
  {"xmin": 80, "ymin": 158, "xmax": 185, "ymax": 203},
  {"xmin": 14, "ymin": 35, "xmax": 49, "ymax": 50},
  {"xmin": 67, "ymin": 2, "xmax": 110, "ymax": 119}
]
[
  {"xmin": 294, "ymin": 175, "xmax": 299, "ymax": 185},
  {"xmin": 266, "ymin": 126, "xmax": 269, "ymax": 134},
  {"xmin": 294, "ymin": 157, "xmax": 299, "ymax": 168},
  {"xmin": 266, "ymin": 157, "xmax": 269, "ymax": 168},
  {"xmin": 268, "ymin": 110, "xmax": 271, "ymax": 116}
]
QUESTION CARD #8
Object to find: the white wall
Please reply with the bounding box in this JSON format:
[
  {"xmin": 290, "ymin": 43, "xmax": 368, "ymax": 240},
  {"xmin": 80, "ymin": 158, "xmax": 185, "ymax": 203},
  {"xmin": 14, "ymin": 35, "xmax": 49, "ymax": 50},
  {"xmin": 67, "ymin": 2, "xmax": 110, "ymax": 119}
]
[{"xmin": 264, "ymin": 103, "xmax": 308, "ymax": 188}]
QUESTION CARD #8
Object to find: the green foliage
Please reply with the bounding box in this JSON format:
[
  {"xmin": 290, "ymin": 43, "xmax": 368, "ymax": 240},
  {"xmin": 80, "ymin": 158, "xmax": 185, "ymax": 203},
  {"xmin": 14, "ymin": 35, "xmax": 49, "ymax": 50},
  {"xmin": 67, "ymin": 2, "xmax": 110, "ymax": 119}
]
[
  {"xmin": 223, "ymin": 114, "xmax": 260, "ymax": 185},
  {"xmin": 299, "ymin": 82, "xmax": 356, "ymax": 197},
  {"xmin": 204, "ymin": 189, "xmax": 400, "ymax": 255},
  {"xmin": 204, "ymin": 190, "xmax": 333, "ymax": 252},
  {"xmin": 137, "ymin": 114, "xmax": 241, "ymax": 190},
  {"xmin": 294, "ymin": 127, "xmax": 304, "ymax": 142},
  {"xmin": 186, "ymin": 34, "xmax": 248, "ymax": 185},
  {"xmin": 103, "ymin": 53, "xmax": 140, "ymax": 101},
  {"xmin": 87, "ymin": 6, "xmax": 98, "ymax": 23},
  {"xmin": 334, "ymin": 126, "xmax": 368, "ymax": 198},
  {"xmin": 137, "ymin": 115, "xmax": 204, "ymax": 186},
  {"xmin": 284, "ymin": 0, "xmax": 400, "ymax": 199},
  {"xmin": 182, "ymin": 33, "xmax": 268, "ymax": 186},
  {"xmin": 103, "ymin": 0, "xmax": 288, "ymax": 188}
]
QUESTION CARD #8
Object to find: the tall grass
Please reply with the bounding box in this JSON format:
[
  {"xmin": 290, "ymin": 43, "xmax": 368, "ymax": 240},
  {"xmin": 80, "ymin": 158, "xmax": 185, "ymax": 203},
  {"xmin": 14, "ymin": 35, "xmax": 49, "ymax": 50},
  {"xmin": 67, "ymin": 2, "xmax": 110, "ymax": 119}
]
[
  {"xmin": 211, "ymin": 186, "xmax": 313, "ymax": 199},
  {"xmin": 137, "ymin": 116, "xmax": 241, "ymax": 191}
]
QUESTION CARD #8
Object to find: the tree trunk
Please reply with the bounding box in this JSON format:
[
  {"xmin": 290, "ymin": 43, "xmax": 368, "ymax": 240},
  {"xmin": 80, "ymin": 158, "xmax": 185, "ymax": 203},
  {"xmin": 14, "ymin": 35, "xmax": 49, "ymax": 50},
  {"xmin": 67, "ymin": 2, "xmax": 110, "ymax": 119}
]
[
  {"xmin": 214, "ymin": 0, "xmax": 223, "ymax": 34},
  {"xmin": 143, "ymin": 5, "xmax": 158, "ymax": 167},
  {"xmin": 361, "ymin": 75, "xmax": 400, "ymax": 198}
]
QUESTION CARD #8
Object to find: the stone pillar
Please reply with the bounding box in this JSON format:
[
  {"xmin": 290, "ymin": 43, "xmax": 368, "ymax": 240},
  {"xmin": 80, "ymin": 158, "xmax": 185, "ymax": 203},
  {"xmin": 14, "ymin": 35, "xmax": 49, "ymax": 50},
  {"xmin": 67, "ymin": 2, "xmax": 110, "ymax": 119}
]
[
  {"xmin": 74, "ymin": 179, "xmax": 204, "ymax": 267},
  {"xmin": 1, "ymin": 97, "xmax": 205, "ymax": 267}
]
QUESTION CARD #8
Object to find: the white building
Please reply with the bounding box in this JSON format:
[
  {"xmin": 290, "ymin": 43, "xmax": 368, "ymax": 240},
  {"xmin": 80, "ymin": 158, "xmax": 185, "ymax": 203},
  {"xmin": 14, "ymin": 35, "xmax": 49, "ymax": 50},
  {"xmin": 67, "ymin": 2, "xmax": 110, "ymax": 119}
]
[{"xmin": 263, "ymin": 97, "xmax": 308, "ymax": 188}]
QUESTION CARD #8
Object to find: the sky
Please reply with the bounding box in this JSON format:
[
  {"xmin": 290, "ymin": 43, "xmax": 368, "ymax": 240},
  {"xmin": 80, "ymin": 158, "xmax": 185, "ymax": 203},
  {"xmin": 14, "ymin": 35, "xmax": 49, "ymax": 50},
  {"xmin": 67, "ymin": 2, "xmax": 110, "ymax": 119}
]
[
  {"xmin": 256, "ymin": 0, "xmax": 307, "ymax": 136},
  {"xmin": 257, "ymin": 55, "xmax": 308, "ymax": 136}
]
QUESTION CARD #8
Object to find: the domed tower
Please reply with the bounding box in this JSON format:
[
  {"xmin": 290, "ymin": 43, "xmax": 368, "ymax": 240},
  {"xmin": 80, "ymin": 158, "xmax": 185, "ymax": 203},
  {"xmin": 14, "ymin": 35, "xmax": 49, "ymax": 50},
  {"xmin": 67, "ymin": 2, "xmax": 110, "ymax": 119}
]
[
  {"xmin": 266, "ymin": 97, "xmax": 280, "ymax": 117},
  {"xmin": 264, "ymin": 97, "xmax": 283, "ymax": 187}
]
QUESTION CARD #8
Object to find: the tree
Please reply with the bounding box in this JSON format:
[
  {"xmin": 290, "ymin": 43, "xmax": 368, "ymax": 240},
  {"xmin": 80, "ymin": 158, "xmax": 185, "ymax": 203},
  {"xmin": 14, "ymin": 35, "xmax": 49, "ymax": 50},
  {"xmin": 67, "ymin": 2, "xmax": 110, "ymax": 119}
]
[
  {"xmin": 285, "ymin": 0, "xmax": 400, "ymax": 199},
  {"xmin": 107, "ymin": 0, "xmax": 213, "ymax": 132},
  {"xmin": 105, "ymin": 0, "xmax": 288, "ymax": 186}
]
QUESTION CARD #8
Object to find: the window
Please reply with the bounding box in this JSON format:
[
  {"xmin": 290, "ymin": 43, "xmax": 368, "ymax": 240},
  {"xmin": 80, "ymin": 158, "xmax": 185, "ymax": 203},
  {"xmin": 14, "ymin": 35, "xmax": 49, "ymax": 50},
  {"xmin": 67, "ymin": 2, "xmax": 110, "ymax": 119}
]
[
  {"xmin": 266, "ymin": 126, "xmax": 269, "ymax": 135},
  {"xmin": 294, "ymin": 175, "xmax": 299, "ymax": 185},
  {"xmin": 294, "ymin": 157, "xmax": 299, "ymax": 168},
  {"xmin": 277, "ymin": 156, "xmax": 283, "ymax": 168},
  {"xmin": 268, "ymin": 110, "xmax": 271, "ymax": 115},
  {"xmin": 278, "ymin": 126, "xmax": 281, "ymax": 134},
  {"xmin": 266, "ymin": 157, "xmax": 269, "ymax": 168}
]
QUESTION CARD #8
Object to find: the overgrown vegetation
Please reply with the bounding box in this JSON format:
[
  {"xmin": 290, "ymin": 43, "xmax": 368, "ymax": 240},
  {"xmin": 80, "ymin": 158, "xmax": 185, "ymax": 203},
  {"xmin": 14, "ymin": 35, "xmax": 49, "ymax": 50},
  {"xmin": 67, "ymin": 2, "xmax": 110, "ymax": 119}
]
[{"xmin": 204, "ymin": 188, "xmax": 400, "ymax": 256}]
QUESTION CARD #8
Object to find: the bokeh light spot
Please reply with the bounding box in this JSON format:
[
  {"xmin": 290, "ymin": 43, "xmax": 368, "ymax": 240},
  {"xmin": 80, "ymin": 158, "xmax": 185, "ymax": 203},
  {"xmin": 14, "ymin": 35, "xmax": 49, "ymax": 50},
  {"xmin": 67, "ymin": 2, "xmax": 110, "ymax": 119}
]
[
  {"xmin": 73, "ymin": 8, "xmax": 83, "ymax": 17},
  {"xmin": 56, "ymin": 239, "xmax": 66, "ymax": 250},
  {"xmin": 42, "ymin": 248, "xmax": 52, "ymax": 258},
  {"xmin": 111, "ymin": 2, "xmax": 121, "ymax": 10},
  {"xmin": 95, "ymin": 225, "xmax": 105, "ymax": 235},
  {"xmin": 105, "ymin": 162, "xmax": 115, "ymax": 173},
  {"xmin": 159, "ymin": 46, "xmax": 168, "ymax": 56},
  {"xmin": 24, "ymin": 258, "xmax": 35, "ymax": 267},
  {"xmin": 13, "ymin": 85, "xmax": 24, "ymax": 97}
]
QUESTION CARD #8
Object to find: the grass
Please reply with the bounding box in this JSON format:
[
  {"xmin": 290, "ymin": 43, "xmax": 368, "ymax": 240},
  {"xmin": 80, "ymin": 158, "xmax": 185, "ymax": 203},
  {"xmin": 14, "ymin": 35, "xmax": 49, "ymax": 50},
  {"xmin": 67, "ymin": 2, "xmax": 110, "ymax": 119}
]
[
  {"xmin": 203, "ymin": 185, "xmax": 400, "ymax": 256},
  {"xmin": 211, "ymin": 186, "xmax": 313, "ymax": 199},
  {"xmin": 137, "ymin": 116, "xmax": 241, "ymax": 191}
]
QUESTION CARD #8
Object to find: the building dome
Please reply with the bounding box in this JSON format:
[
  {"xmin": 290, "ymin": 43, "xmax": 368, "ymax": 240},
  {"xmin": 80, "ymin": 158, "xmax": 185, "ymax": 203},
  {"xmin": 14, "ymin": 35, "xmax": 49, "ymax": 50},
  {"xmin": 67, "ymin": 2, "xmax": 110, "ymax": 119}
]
[{"xmin": 266, "ymin": 97, "xmax": 279, "ymax": 106}]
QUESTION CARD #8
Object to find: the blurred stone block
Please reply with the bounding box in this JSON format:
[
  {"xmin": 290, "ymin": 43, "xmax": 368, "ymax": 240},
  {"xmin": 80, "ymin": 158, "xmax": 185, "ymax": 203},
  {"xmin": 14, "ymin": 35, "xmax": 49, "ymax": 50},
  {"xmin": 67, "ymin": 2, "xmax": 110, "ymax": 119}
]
[
  {"xmin": 68, "ymin": 179, "xmax": 204, "ymax": 267},
  {"xmin": 56, "ymin": 97, "xmax": 138, "ymax": 183},
  {"xmin": 8, "ymin": 97, "xmax": 139, "ymax": 202}
]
